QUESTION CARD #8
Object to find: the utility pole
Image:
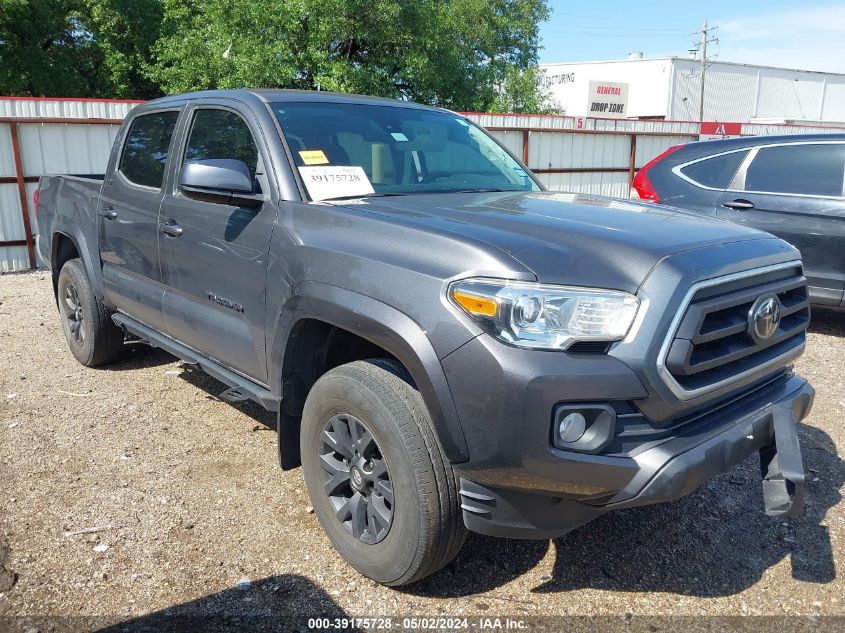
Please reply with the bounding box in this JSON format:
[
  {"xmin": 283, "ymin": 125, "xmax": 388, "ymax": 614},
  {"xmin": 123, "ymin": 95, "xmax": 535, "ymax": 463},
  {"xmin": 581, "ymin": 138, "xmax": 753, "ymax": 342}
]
[{"xmin": 692, "ymin": 20, "xmax": 719, "ymax": 122}]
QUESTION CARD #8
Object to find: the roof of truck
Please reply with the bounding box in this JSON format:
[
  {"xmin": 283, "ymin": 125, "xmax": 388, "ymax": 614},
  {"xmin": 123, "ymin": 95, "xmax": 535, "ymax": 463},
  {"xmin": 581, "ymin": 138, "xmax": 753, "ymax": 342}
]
[{"xmin": 146, "ymin": 88, "xmax": 444, "ymax": 111}]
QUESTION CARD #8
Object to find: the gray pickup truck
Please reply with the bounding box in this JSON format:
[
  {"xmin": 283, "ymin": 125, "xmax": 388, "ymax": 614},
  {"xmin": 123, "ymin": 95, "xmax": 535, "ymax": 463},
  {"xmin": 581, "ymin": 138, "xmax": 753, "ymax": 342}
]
[{"xmin": 36, "ymin": 89, "xmax": 813, "ymax": 587}]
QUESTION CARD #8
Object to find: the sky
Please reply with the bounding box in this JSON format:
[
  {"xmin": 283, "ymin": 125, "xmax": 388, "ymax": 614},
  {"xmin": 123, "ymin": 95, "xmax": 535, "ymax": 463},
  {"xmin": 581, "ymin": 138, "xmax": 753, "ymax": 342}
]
[{"xmin": 538, "ymin": 1, "xmax": 845, "ymax": 74}]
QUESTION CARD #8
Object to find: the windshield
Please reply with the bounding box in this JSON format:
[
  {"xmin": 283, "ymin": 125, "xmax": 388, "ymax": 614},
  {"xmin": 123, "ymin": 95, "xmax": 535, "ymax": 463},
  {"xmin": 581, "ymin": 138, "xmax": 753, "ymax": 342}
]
[{"xmin": 272, "ymin": 102, "xmax": 540, "ymax": 201}]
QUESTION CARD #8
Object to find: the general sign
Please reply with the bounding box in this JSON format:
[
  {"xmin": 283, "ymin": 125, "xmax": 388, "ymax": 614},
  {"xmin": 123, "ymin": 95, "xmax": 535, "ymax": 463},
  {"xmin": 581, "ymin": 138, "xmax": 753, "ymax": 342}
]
[{"xmin": 587, "ymin": 80, "xmax": 629, "ymax": 118}]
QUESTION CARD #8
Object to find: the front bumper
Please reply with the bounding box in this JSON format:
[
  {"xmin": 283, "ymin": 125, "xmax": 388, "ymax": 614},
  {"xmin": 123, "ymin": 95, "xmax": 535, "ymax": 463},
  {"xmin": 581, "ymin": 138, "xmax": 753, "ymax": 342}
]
[{"xmin": 456, "ymin": 375, "xmax": 813, "ymax": 540}]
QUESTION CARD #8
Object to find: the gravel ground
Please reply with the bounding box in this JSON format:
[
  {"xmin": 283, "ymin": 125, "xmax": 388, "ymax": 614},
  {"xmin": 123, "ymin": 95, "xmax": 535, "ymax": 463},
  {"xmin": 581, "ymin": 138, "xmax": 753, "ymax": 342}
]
[{"xmin": 0, "ymin": 271, "xmax": 843, "ymax": 630}]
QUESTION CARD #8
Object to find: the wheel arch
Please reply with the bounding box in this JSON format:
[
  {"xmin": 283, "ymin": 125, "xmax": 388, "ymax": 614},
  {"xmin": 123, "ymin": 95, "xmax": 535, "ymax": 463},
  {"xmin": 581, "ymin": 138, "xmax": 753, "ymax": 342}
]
[
  {"xmin": 50, "ymin": 229, "xmax": 104, "ymax": 303},
  {"xmin": 269, "ymin": 282, "xmax": 470, "ymax": 465}
]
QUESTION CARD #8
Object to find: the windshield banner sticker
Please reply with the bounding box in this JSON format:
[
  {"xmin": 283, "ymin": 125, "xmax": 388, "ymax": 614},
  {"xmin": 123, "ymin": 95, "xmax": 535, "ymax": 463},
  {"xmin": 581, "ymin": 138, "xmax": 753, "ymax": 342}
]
[
  {"xmin": 298, "ymin": 149, "xmax": 330, "ymax": 165},
  {"xmin": 299, "ymin": 166, "xmax": 375, "ymax": 201}
]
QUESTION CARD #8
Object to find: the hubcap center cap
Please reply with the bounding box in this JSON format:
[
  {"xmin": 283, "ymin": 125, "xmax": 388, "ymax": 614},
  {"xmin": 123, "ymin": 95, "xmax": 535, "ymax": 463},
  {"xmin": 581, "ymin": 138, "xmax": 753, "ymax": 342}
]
[{"xmin": 350, "ymin": 466, "xmax": 365, "ymax": 492}]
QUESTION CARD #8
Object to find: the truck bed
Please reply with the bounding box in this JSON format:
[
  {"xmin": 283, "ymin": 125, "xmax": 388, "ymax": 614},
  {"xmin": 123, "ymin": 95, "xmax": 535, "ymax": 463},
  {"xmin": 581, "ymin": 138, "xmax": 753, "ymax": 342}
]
[{"xmin": 36, "ymin": 174, "xmax": 105, "ymax": 279}]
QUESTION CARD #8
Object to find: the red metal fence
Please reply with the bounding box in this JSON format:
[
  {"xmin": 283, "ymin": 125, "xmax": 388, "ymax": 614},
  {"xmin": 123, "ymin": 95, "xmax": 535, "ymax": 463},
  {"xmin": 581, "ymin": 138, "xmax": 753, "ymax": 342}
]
[{"xmin": 3, "ymin": 100, "xmax": 845, "ymax": 272}]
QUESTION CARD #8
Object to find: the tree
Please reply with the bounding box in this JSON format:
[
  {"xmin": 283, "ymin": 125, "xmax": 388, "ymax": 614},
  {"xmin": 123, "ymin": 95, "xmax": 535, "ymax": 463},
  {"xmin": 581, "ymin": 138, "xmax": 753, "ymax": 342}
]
[
  {"xmin": 147, "ymin": 0, "xmax": 550, "ymax": 111},
  {"xmin": 0, "ymin": 0, "xmax": 104, "ymax": 97},
  {"xmin": 0, "ymin": 0, "xmax": 552, "ymax": 110},
  {"xmin": 85, "ymin": 0, "xmax": 164, "ymax": 99},
  {"xmin": 490, "ymin": 65, "xmax": 561, "ymax": 114},
  {"xmin": 0, "ymin": 0, "xmax": 162, "ymax": 98}
]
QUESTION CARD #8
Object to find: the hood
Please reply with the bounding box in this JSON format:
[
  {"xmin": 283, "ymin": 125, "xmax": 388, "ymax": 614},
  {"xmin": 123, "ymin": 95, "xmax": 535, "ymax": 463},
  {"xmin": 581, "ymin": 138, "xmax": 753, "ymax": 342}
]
[{"xmin": 335, "ymin": 191, "xmax": 773, "ymax": 293}]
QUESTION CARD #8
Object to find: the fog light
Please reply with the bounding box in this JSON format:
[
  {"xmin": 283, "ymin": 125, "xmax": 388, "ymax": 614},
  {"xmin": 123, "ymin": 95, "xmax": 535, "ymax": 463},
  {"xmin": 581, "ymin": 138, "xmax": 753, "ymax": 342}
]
[
  {"xmin": 552, "ymin": 404, "xmax": 617, "ymax": 453},
  {"xmin": 558, "ymin": 412, "xmax": 587, "ymax": 443}
]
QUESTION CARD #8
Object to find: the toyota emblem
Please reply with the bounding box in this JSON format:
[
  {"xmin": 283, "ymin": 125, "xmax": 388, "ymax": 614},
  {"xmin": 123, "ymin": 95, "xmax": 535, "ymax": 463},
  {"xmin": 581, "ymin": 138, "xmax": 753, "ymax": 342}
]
[{"xmin": 748, "ymin": 295, "xmax": 781, "ymax": 342}]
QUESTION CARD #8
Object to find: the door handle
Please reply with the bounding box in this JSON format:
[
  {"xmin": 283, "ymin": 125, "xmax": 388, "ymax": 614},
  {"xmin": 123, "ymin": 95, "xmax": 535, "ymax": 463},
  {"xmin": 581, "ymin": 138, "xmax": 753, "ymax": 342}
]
[
  {"xmin": 722, "ymin": 199, "xmax": 755, "ymax": 210},
  {"xmin": 159, "ymin": 220, "xmax": 184, "ymax": 237},
  {"xmin": 100, "ymin": 206, "xmax": 117, "ymax": 220}
]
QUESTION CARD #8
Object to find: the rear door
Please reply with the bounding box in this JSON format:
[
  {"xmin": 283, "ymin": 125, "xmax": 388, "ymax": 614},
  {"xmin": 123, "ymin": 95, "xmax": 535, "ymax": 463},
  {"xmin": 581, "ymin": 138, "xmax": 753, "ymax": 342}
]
[
  {"xmin": 716, "ymin": 142, "xmax": 845, "ymax": 307},
  {"xmin": 99, "ymin": 108, "xmax": 181, "ymax": 330},
  {"xmin": 158, "ymin": 101, "xmax": 277, "ymax": 383},
  {"xmin": 670, "ymin": 148, "xmax": 750, "ymax": 215}
]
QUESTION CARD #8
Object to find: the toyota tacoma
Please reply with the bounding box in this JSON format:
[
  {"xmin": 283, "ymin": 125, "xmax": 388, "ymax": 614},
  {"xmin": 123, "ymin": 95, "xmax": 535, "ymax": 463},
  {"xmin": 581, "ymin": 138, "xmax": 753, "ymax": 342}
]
[{"xmin": 36, "ymin": 89, "xmax": 813, "ymax": 586}]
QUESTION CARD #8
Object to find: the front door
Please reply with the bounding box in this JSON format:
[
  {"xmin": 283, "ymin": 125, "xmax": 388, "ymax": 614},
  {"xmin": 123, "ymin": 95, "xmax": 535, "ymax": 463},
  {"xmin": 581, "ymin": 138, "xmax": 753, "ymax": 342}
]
[
  {"xmin": 99, "ymin": 109, "xmax": 181, "ymax": 330},
  {"xmin": 716, "ymin": 142, "xmax": 845, "ymax": 307},
  {"xmin": 158, "ymin": 104, "xmax": 276, "ymax": 383}
]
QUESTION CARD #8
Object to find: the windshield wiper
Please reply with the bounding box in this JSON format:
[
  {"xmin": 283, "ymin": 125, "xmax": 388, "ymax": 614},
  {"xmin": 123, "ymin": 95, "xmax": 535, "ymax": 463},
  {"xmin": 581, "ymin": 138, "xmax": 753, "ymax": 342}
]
[
  {"xmin": 324, "ymin": 192, "xmax": 409, "ymax": 201},
  {"xmin": 324, "ymin": 188, "xmax": 521, "ymax": 202},
  {"xmin": 445, "ymin": 188, "xmax": 521, "ymax": 194}
]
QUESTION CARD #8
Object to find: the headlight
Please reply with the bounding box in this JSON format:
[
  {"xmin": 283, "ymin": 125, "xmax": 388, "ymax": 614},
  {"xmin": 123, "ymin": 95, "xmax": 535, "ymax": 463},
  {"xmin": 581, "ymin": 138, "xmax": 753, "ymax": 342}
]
[{"xmin": 448, "ymin": 278, "xmax": 640, "ymax": 351}]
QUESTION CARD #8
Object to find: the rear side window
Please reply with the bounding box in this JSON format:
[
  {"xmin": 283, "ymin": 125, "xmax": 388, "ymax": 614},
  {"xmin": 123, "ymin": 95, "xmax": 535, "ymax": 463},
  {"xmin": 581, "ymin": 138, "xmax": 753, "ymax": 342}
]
[
  {"xmin": 183, "ymin": 109, "xmax": 259, "ymax": 179},
  {"xmin": 744, "ymin": 143, "xmax": 845, "ymax": 197},
  {"xmin": 680, "ymin": 150, "xmax": 748, "ymax": 189},
  {"xmin": 119, "ymin": 111, "xmax": 179, "ymax": 188}
]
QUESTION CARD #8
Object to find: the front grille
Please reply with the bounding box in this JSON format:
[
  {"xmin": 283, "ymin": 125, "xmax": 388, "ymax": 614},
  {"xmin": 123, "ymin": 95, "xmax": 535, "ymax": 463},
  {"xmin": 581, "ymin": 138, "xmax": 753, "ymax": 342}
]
[{"xmin": 661, "ymin": 263, "xmax": 809, "ymax": 394}]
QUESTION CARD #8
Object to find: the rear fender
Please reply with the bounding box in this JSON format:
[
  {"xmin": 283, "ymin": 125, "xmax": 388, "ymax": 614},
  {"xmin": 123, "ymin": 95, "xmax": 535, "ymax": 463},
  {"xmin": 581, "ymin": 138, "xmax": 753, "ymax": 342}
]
[{"xmin": 51, "ymin": 228, "xmax": 105, "ymax": 302}]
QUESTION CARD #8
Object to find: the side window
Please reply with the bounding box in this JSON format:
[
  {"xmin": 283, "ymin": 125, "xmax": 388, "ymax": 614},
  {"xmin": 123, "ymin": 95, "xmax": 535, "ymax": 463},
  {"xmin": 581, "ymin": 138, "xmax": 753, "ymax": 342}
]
[
  {"xmin": 119, "ymin": 111, "xmax": 180, "ymax": 188},
  {"xmin": 744, "ymin": 144, "xmax": 845, "ymax": 197},
  {"xmin": 183, "ymin": 109, "xmax": 260, "ymax": 184},
  {"xmin": 680, "ymin": 150, "xmax": 748, "ymax": 189}
]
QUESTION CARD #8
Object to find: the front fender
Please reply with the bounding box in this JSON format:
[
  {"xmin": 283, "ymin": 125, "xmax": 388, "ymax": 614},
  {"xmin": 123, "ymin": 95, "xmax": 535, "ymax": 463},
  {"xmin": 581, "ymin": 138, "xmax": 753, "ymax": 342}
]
[{"xmin": 268, "ymin": 281, "xmax": 470, "ymax": 463}]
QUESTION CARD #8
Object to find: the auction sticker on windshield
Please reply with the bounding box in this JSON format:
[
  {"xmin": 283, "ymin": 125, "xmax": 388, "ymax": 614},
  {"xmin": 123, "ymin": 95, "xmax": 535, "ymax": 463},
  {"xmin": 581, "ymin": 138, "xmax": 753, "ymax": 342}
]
[
  {"xmin": 299, "ymin": 166, "xmax": 375, "ymax": 201},
  {"xmin": 298, "ymin": 149, "xmax": 330, "ymax": 165}
]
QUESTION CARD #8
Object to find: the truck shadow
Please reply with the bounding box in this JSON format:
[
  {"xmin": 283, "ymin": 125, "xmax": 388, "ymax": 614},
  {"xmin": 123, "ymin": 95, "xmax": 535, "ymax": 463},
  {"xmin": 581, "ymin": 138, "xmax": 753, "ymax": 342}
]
[
  {"xmin": 87, "ymin": 574, "xmax": 349, "ymax": 633},
  {"xmin": 409, "ymin": 423, "xmax": 841, "ymax": 598},
  {"xmin": 175, "ymin": 363, "xmax": 278, "ymax": 429},
  {"xmin": 104, "ymin": 345, "xmax": 278, "ymax": 428},
  {"xmin": 102, "ymin": 341, "xmax": 182, "ymax": 371},
  {"xmin": 808, "ymin": 308, "xmax": 845, "ymax": 337}
]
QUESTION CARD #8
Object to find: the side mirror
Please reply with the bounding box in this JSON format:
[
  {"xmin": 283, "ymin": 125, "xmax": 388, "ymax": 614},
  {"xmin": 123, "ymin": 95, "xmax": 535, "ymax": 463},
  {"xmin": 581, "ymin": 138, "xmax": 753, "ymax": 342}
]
[{"xmin": 179, "ymin": 159, "xmax": 263, "ymax": 207}]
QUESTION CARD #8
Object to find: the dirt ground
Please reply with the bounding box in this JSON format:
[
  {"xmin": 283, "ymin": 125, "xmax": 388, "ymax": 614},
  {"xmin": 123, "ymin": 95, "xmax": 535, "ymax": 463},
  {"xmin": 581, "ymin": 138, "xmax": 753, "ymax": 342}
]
[{"xmin": 1, "ymin": 271, "xmax": 843, "ymax": 631}]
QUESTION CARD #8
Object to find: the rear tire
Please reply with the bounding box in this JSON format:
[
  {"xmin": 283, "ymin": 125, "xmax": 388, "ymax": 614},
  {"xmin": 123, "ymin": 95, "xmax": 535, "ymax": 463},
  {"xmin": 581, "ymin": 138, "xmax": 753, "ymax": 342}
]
[
  {"xmin": 300, "ymin": 359, "xmax": 466, "ymax": 586},
  {"xmin": 57, "ymin": 258, "xmax": 123, "ymax": 367}
]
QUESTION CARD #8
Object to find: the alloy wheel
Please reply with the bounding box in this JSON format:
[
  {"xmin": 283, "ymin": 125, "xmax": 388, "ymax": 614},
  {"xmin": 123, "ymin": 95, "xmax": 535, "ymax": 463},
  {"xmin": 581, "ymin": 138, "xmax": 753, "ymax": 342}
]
[
  {"xmin": 62, "ymin": 282, "xmax": 85, "ymax": 345},
  {"xmin": 318, "ymin": 413, "xmax": 394, "ymax": 544}
]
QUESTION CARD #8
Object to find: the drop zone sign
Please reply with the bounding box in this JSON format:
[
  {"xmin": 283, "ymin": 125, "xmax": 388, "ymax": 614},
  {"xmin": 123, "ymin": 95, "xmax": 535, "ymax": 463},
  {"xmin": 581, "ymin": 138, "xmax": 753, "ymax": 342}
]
[{"xmin": 588, "ymin": 81, "xmax": 629, "ymax": 118}]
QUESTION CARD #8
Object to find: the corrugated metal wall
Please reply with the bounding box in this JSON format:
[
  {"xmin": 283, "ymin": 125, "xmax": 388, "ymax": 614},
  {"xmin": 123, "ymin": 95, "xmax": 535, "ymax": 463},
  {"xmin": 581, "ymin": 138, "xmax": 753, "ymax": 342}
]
[
  {"xmin": 0, "ymin": 98, "xmax": 140, "ymax": 120},
  {"xmin": 0, "ymin": 98, "xmax": 134, "ymax": 272},
  {"xmin": 669, "ymin": 60, "xmax": 845, "ymax": 123},
  {"xmin": 0, "ymin": 121, "xmax": 28, "ymax": 270},
  {"xmin": 465, "ymin": 113, "xmax": 845, "ymax": 198},
  {"xmin": 3, "ymin": 98, "xmax": 845, "ymax": 272},
  {"xmin": 465, "ymin": 113, "xmax": 698, "ymax": 198}
]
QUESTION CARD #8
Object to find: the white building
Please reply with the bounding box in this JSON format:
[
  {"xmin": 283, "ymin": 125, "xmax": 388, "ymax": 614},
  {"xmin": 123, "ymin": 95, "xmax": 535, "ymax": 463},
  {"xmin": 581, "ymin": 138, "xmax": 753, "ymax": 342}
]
[{"xmin": 540, "ymin": 57, "xmax": 845, "ymax": 124}]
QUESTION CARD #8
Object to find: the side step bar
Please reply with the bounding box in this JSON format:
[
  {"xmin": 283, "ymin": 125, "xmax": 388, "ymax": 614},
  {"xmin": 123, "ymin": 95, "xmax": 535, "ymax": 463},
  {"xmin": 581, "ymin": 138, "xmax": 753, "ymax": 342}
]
[{"xmin": 111, "ymin": 313, "xmax": 280, "ymax": 412}]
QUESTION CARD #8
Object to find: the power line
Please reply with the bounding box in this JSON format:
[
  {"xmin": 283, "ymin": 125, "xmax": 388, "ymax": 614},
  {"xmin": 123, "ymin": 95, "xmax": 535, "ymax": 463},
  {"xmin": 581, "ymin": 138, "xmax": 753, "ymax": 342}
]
[
  {"xmin": 543, "ymin": 28, "xmax": 692, "ymax": 37},
  {"xmin": 690, "ymin": 19, "xmax": 719, "ymax": 122},
  {"xmin": 549, "ymin": 11, "xmax": 694, "ymax": 24}
]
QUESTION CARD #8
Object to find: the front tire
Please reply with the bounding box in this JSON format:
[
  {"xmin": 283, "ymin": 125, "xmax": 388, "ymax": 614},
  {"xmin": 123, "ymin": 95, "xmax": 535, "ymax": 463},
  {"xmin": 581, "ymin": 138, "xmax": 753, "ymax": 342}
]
[
  {"xmin": 57, "ymin": 259, "xmax": 124, "ymax": 367},
  {"xmin": 300, "ymin": 359, "xmax": 466, "ymax": 586}
]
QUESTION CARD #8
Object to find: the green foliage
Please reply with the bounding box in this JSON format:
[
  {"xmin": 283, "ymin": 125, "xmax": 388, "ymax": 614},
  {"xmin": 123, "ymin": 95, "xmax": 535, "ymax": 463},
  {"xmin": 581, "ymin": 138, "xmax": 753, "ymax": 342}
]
[
  {"xmin": 0, "ymin": 0, "xmax": 551, "ymax": 112},
  {"xmin": 86, "ymin": 0, "xmax": 164, "ymax": 98},
  {"xmin": 0, "ymin": 0, "xmax": 162, "ymax": 97},
  {"xmin": 0, "ymin": 0, "xmax": 103, "ymax": 96},
  {"xmin": 148, "ymin": 0, "xmax": 550, "ymax": 111},
  {"xmin": 490, "ymin": 65, "xmax": 562, "ymax": 114}
]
